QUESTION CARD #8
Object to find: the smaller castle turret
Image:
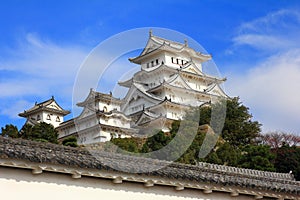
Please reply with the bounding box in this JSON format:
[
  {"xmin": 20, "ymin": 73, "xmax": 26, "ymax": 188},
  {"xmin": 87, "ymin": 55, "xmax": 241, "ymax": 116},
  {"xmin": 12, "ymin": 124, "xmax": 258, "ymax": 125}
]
[{"xmin": 18, "ymin": 97, "xmax": 70, "ymax": 128}]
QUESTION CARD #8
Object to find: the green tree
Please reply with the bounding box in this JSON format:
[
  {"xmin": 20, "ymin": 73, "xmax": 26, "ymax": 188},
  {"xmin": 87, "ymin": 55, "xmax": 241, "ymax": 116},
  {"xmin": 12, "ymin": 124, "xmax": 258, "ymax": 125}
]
[
  {"xmin": 141, "ymin": 131, "xmax": 173, "ymax": 153},
  {"xmin": 19, "ymin": 124, "xmax": 33, "ymax": 139},
  {"xmin": 223, "ymin": 98, "xmax": 261, "ymax": 147},
  {"xmin": 62, "ymin": 136, "xmax": 78, "ymax": 147},
  {"xmin": 238, "ymin": 145, "xmax": 275, "ymax": 171},
  {"xmin": 198, "ymin": 97, "xmax": 261, "ymax": 147},
  {"xmin": 214, "ymin": 142, "xmax": 240, "ymax": 166},
  {"xmin": 111, "ymin": 137, "xmax": 141, "ymax": 153},
  {"xmin": 273, "ymin": 144, "xmax": 300, "ymax": 181},
  {"xmin": 20, "ymin": 122, "xmax": 58, "ymax": 143},
  {"xmin": 205, "ymin": 152, "xmax": 222, "ymax": 164},
  {"xmin": 140, "ymin": 120, "xmax": 199, "ymax": 161},
  {"xmin": 1, "ymin": 124, "xmax": 19, "ymax": 138}
]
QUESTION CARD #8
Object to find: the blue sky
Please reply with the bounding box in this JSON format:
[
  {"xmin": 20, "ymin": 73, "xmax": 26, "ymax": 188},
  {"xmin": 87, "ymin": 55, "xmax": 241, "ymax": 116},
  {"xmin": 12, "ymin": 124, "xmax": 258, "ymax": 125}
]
[{"xmin": 1, "ymin": 0, "xmax": 300, "ymax": 134}]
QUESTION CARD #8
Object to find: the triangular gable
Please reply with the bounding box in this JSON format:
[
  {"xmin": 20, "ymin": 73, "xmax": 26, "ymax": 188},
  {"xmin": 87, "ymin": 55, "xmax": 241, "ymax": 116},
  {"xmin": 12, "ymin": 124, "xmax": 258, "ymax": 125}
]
[
  {"xmin": 167, "ymin": 73, "xmax": 193, "ymax": 90},
  {"xmin": 140, "ymin": 35, "xmax": 186, "ymax": 57},
  {"xmin": 206, "ymin": 84, "xmax": 228, "ymax": 98},
  {"xmin": 76, "ymin": 89, "xmax": 97, "ymax": 107},
  {"xmin": 78, "ymin": 107, "xmax": 94, "ymax": 119},
  {"xmin": 46, "ymin": 100, "xmax": 64, "ymax": 111},
  {"xmin": 181, "ymin": 62, "xmax": 204, "ymax": 76},
  {"xmin": 139, "ymin": 36, "xmax": 162, "ymax": 56},
  {"xmin": 121, "ymin": 83, "xmax": 161, "ymax": 112},
  {"xmin": 135, "ymin": 111, "xmax": 157, "ymax": 126},
  {"xmin": 151, "ymin": 35, "xmax": 185, "ymax": 50}
]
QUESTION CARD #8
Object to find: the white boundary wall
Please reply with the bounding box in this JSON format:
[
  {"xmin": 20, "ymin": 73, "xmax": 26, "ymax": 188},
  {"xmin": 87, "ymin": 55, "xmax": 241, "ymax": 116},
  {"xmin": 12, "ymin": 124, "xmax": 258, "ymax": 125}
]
[{"xmin": 0, "ymin": 167, "xmax": 255, "ymax": 200}]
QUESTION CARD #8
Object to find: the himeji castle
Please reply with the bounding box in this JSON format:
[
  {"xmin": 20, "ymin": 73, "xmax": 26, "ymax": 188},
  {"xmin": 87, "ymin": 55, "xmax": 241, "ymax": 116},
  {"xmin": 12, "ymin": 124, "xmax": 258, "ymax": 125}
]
[
  {"xmin": 119, "ymin": 31, "xmax": 228, "ymax": 133},
  {"xmin": 19, "ymin": 32, "xmax": 229, "ymax": 145}
]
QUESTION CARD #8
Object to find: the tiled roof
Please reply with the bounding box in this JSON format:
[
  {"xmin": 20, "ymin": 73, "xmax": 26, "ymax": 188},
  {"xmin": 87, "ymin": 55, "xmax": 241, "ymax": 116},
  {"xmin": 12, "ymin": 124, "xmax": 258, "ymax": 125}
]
[
  {"xmin": 18, "ymin": 97, "xmax": 70, "ymax": 117},
  {"xmin": 0, "ymin": 136, "xmax": 299, "ymax": 195},
  {"xmin": 76, "ymin": 90, "xmax": 123, "ymax": 107}
]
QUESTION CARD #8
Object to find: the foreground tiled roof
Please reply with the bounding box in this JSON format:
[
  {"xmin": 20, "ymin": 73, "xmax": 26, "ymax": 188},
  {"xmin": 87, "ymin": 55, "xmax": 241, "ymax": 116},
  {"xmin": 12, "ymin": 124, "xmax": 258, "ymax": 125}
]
[{"xmin": 0, "ymin": 136, "xmax": 299, "ymax": 195}]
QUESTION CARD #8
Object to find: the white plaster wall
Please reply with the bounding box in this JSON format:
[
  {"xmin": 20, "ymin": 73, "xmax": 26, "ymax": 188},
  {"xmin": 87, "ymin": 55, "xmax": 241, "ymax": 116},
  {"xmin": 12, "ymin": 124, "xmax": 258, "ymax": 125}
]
[
  {"xmin": 40, "ymin": 111, "xmax": 62, "ymax": 128},
  {"xmin": 42, "ymin": 111, "xmax": 50, "ymax": 122},
  {"xmin": 150, "ymin": 105, "xmax": 184, "ymax": 120},
  {"xmin": 164, "ymin": 53, "xmax": 189, "ymax": 69},
  {"xmin": 165, "ymin": 90, "xmax": 198, "ymax": 105},
  {"xmin": 98, "ymin": 130, "xmax": 111, "ymax": 142},
  {"xmin": 58, "ymin": 125, "xmax": 76, "ymax": 138},
  {"xmin": 100, "ymin": 116, "xmax": 130, "ymax": 129},
  {"xmin": 193, "ymin": 58, "xmax": 204, "ymax": 71},
  {"xmin": 124, "ymin": 97, "xmax": 154, "ymax": 116},
  {"xmin": 141, "ymin": 54, "xmax": 165, "ymax": 70},
  {"xmin": 127, "ymin": 97, "xmax": 146, "ymax": 113},
  {"xmin": 98, "ymin": 101, "xmax": 120, "ymax": 112},
  {"xmin": 78, "ymin": 129, "xmax": 103, "ymax": 144},
  {"xmin": 26, "ymin": 112, "xmax": 41, "ymax": 123},
  {"xmin": 135, "ymin": 71, "xmax": 173, "ymax": 88},
  {"xmin": 0, "ymin": 167, "xmax": 256, "ymax": 200},
  {"xmin": 77, "ymin": 125, "xmax": 130, "ymax": 144},
  {"xmin": 165, "ymin": 107, "xmax": 185, "ymax": 120},
  {"xmin": 185, "ymin": 78, "xmax": 207, "ymax": 92}
]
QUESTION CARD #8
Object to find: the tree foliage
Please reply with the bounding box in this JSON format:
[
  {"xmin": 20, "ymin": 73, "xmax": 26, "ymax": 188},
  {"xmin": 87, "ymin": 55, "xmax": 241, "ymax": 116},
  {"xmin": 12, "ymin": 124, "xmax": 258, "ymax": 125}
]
[
  {"xmin": 198, "ymin": 97, "xmax": 261, "ymax": 147},
  {"xmin": 62, "ymin": 136, "xmax": 78, "ymax": 147},
  {"xmin": 223, "ymin": 97, "xmax": 259, "ymax": 145},
  {"xmin": 111, "ymin": 137, "xmax": 140, "ymax": 153},
  {"xmin": 1, "ymin": 124, "xmax": 19, "ymax": 138},
  {"xmin": 141, "ymin": 131, "xmax": 173, "ymax": 153},
  {"xmin": 1, "ymin": 122, "xmax": 59, "ymax": 144},
  {"xmin": 238, "ymin": 145, "xmax": 275, "ymax": 171},
  {"xmin": 273, "ymin": 144, "xmax": 300, "ymax": 180},
  {"xmin": 214, "ymin": 142, "xmax": 240, "ymax": 166},
  {"xmin": 20, "ymin": 122, "xmax": 58, "ymax": 143}
]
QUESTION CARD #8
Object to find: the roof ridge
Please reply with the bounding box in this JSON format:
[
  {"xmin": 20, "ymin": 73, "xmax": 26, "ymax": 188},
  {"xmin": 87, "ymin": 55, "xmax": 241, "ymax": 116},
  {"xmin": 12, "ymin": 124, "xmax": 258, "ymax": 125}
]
[{"xmin": 151, "ymin": 35, "xmax": 185, "ymax": 46}]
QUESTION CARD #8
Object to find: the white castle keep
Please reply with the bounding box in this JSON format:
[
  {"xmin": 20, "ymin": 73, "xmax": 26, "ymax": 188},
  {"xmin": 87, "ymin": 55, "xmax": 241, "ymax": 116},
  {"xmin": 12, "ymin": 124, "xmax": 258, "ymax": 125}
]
[{"xmin": 20, "ymin": 32, "xmax": 229, "ymax": 145}]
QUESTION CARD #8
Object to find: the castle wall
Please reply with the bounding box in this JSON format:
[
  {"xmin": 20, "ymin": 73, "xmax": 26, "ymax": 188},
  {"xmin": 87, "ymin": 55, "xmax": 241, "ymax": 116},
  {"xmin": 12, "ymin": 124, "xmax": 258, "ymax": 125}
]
[{"xmin": 0, "ymin": 166, "xmax": 256, "ymax": 200}]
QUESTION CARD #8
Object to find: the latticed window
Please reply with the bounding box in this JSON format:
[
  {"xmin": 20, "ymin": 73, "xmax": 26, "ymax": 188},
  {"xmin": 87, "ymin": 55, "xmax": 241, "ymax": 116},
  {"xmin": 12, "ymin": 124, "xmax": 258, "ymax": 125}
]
[{"xmin": 56, "ymin": 116, "xmax": 60, "ymax": 122}]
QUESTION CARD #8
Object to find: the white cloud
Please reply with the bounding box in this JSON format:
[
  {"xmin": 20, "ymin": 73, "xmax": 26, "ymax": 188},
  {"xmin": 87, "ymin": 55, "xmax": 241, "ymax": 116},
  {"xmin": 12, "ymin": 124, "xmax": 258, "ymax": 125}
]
[
  {"xmin": 0, "ymin": 100, "xmax": 32, "ymax": 119},
  {"xmin": 0, "ymin": 33, "xmax": 89, "ymax": 120},
  {"xmin": 226, "ymin": 49, "xmax": 300, "ymax": 134},
  {"xmin": 238, "ymin": 9, "xmax": 300, "ymax": 32},
  {"xmin": 232, "ymin": 34, "xmax": 292, "ymax": 51},
  {"xmin": 231, "ymin": 9, "xmax": 300, "ymax": 52},
  {"xmin": 0, "ymin": 80, "xmax": 44, "ymax": 98},
  {"xmin": 225, "ymin": 9, "xmax": 300, "ymax": 134},
  {"xmin": 0, "ymin": 33, "xmax": 88, "ymax": 79}
]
